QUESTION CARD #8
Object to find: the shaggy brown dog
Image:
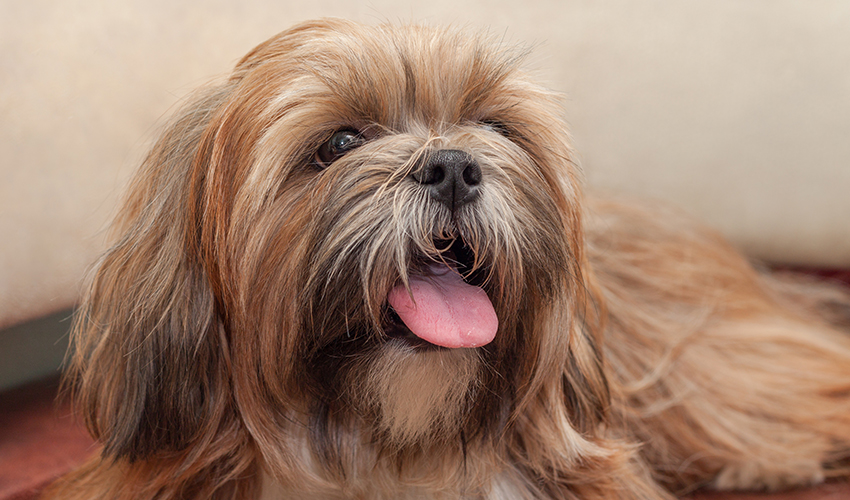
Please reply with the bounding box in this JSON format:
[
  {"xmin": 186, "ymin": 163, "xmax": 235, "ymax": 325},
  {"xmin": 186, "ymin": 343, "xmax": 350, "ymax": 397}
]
[{"xmin": 44, "ymin": 19, "xmax": 850, "ymax": 500}]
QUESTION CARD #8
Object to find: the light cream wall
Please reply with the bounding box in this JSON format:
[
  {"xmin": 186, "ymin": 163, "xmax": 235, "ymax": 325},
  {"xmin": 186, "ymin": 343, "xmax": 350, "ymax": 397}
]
[{"xmin": 1, "ymin": 0, "xmax": 849, "ymax": 328}]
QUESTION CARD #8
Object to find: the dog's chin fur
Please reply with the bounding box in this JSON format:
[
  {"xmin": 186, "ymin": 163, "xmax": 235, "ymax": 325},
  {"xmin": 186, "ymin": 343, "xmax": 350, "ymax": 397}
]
[{"xmin": 44, "ymin": 19, "xmax": 850, "ymax": 500}]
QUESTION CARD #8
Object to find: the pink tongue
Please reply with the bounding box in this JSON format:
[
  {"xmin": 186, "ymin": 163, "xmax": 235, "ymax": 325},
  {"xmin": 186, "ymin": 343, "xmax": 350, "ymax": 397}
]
[{"xmin": 387, "ymin": 263, "xmax": 498, "ymax": 348}]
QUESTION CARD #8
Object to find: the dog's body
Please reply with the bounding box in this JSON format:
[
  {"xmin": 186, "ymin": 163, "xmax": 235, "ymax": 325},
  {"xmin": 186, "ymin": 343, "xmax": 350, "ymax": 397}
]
[{"xmin": 44, "ymin": 20, "xmax": 850, "ymax": 500}]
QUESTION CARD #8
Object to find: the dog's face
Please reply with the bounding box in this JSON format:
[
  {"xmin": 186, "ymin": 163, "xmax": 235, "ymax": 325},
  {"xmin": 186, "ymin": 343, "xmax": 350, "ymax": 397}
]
[{"xmin": 73, "ymin": 19, "xmax": 607, "ymax": 483}]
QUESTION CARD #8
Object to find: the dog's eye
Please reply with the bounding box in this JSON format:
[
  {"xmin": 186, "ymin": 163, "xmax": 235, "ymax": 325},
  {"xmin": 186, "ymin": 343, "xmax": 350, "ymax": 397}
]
[
  {"xmin": 481, "ymin": 120, "xmax": 512, "ymax": 137},
  {"xmin": 315, "ymin": 129, "xmax": 364, "ymax": 168}
]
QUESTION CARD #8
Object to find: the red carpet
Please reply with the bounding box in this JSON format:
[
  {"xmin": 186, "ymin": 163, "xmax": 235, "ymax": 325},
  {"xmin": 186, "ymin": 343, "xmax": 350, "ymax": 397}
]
[{"xmin": 0, "ymin": 378, "xmax": 94, "ymax": 500}]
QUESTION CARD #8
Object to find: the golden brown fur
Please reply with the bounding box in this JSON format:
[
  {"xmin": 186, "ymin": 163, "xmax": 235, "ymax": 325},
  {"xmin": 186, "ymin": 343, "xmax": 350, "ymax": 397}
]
[{"xmin": 43, "ymin": 19, "xmax": 850, "ymax": 500}]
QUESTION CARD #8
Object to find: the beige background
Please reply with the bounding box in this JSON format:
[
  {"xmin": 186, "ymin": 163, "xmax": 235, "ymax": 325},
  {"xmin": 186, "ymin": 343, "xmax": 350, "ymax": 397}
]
[{"xmin": 2, "ymin": 0, "xmax": 849, "ymax": 329}]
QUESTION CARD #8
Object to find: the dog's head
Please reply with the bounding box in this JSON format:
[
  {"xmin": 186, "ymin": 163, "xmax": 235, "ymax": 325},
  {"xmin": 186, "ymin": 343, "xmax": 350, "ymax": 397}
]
[{"xmin": 69, "ymin": 19, "xmax": 608, "ymax": 490}]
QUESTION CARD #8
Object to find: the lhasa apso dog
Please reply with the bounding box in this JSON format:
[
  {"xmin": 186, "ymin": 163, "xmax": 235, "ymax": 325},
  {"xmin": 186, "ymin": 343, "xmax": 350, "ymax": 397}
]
[{"xmin": 45, "ymin": 19, "xmax": 850, "ymax": 500}]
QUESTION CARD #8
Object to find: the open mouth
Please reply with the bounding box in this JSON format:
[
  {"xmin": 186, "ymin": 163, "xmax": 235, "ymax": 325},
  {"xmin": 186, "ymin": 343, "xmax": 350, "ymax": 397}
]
[{"xmin": 384, "ymin": 238, "xmax": 499, "ymax": 349}]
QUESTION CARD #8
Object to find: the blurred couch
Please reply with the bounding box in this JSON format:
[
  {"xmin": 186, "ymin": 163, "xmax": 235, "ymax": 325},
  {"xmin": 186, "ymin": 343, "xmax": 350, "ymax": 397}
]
[{"xmin": 2, "ymin": 0, "xmax": 849, "ymax": 389}]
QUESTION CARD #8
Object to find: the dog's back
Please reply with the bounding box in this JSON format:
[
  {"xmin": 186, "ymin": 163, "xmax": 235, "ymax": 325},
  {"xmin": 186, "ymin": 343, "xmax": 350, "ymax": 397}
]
[{"xmin": 586, "ymin": 198, "xmax": 850, "ymax": 493}]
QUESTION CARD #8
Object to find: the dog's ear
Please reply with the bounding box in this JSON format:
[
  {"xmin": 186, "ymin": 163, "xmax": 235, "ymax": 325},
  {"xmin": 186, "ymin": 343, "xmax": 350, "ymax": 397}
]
[{"xmin": 65, "ymin": 84, "xmax": 245, "ymax": 464}]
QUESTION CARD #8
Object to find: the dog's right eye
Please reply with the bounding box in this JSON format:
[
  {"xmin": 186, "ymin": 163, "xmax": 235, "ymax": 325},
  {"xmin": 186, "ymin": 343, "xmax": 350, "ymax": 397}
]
[
  {"xmin": 315, "ymin": 129, "xmax": 364, "ymax": 168},
  {"xmin": 480, "ymin": 119, "xmax": 511, "ymax": 137}
]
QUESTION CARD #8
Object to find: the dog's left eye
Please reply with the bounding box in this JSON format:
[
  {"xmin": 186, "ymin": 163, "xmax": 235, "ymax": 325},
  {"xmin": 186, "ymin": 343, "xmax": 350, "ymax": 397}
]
[{"xmin": 315, "ymin": 129, "xmax": 364, "ymax": 168}]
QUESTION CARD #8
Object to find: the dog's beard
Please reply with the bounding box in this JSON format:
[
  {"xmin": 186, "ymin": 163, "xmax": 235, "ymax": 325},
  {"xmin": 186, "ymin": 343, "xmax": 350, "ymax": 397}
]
[{"xmin": 351, "ymin": 345, "xmax": 483, "ymax": 446}]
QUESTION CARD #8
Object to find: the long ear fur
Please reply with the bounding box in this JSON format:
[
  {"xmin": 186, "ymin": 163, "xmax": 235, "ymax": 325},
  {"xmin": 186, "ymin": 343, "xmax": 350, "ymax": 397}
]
[{"xmin": 45, "ymin": 83, "xmax": 260, "ymax": 499}]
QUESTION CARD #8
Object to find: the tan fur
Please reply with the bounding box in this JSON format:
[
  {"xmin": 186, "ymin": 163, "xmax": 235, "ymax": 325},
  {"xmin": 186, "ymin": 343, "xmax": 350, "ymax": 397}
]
[{"xmin": 42, "ymin": 19, "xmax": 850, "ymax": 500}]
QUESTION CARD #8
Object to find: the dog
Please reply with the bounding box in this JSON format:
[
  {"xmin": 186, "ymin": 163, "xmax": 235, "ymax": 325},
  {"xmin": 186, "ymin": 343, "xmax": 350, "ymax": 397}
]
[{"xmin": 44, "ymin": 19, "xmax": 850, "ymax": 500}]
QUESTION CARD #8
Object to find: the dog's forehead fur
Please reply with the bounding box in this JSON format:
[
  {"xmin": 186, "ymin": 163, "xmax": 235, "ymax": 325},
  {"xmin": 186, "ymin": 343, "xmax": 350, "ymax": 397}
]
[{"xmin": 234, "ymin": 19, "xmax": 530, "ymax": 130}]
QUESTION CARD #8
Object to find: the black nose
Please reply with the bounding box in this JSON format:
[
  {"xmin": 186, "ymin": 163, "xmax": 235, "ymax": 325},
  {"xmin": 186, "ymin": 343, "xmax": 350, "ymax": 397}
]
[{"xmin": 413, "ymin": 149, "xmax": 481, "ymax": 211}]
